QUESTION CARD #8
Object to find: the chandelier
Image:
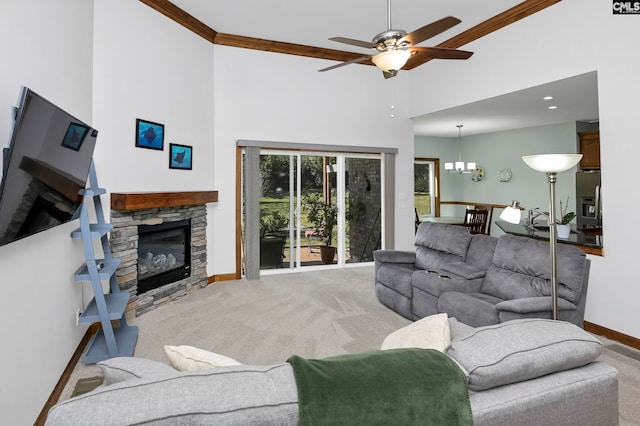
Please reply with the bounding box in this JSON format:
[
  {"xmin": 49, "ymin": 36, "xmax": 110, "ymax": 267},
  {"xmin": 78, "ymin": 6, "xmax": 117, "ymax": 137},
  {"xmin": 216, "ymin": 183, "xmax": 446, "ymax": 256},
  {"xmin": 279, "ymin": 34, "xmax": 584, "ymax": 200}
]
[{"xmin": 445, "ymin": 125, "xmax": 476, "ymax": 174}]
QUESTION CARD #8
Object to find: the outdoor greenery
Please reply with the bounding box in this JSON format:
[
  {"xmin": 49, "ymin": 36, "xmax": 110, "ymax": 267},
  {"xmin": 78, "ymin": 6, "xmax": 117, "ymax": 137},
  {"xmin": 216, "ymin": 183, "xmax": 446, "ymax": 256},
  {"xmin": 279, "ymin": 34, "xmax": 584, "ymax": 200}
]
[
  {"xmin": 260, "ymin": 209, "xmax": 289, "ymax": 236},
  {"xmin": 302, "ymin": 193, "xmax": 338, "ymax": 247},
  {"xmin": 415, "ymin": 193, "xmax": 431, "ymax": 215},
  {"xmin": 259, "ymin": 155, "xmax": 326, "ymax": 195}
]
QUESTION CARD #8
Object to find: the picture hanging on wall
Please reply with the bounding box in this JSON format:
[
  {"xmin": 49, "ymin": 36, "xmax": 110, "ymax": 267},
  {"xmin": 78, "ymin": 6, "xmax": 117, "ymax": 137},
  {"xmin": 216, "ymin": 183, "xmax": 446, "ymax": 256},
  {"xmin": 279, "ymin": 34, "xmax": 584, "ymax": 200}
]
[
  {"xmin": 61, "ymin": 122, "xmax": 90, "ymax": 151},
  {"xmin": 135, "ymin": 118, "xmax": 164, "ymax": 150},
  {"xmin": 169, "ymin": 143, "xmax": 192, "ymax": 170}
]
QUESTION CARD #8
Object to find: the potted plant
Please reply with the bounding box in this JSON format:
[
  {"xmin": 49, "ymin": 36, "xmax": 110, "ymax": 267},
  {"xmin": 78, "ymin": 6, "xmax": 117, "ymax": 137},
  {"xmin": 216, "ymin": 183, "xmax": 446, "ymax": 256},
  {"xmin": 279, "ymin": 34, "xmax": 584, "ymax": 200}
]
[
  {"xmin": 303, "ymin": 193, "xmax": 338, "ymax": 264},
  {"xmin": 259, "ymin": 210, "xmax": 288, "ymax": 268},
  {"xmin": 556, "ymin": 197, "xmax": 576, "ymax": 239},
  {"xmin": 260, "ymin": 210, "xmax": 288, "ymax": 237}
]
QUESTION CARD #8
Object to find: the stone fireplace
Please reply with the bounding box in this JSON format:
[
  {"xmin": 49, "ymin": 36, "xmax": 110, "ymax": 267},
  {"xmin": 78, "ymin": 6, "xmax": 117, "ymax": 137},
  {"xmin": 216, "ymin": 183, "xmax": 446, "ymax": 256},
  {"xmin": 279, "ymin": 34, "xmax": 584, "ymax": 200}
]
[
  {"xmin": 109, "ymin": 191, "xmax": 217, "ymax": 317},
  {"xmin": 137, "ymin": 218, "xmax": 192, "ymax": 294}
]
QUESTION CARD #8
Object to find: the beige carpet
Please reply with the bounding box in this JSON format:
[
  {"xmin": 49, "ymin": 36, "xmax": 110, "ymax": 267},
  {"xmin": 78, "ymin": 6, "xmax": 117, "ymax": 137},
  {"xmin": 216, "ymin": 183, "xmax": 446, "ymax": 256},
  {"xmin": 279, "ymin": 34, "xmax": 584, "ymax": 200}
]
[{"xmin": 60, "ymin": 266, "xmax": 640, "ymax": 424}]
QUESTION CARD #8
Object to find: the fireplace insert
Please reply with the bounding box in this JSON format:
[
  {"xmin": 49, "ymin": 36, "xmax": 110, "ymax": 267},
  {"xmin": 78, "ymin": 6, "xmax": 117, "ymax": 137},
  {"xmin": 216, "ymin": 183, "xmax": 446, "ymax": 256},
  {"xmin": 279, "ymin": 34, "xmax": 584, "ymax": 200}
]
[{"xmin": 137, "ymin": 219, "xmax": 191, "ymax": 294}]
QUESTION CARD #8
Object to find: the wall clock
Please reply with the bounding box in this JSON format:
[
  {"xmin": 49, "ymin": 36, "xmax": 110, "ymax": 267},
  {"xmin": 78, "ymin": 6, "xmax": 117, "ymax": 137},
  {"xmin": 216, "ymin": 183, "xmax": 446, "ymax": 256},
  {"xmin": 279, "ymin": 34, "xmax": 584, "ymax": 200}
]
[{"xmin": 498, "ymin": 168, "xmax": 512, "ymax": 182}]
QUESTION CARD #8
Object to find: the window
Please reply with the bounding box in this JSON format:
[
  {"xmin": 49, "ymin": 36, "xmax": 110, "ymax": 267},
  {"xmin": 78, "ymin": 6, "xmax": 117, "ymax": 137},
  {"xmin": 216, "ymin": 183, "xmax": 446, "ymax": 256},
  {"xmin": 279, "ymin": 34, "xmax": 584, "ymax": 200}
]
[{"xmin": 414, "ymin": 158, "xmax": 440, "ymax": 218}]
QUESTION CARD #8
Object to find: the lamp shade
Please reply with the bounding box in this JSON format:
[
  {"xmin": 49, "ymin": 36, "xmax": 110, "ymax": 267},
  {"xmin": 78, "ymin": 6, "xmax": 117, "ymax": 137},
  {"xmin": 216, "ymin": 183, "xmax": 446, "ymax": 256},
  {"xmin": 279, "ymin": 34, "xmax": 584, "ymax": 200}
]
[
  {"xmin": 371, "ymin": 49, "xmax": 411, "ymax": 72},
  {"xmin": 522, "ymin": 154, "xmax": 583, "ymax": 173},
  {"xmin": 445, "ymin": 162, "xmax": 454, "ymax": 170},
  {"xmin": 499, "ymin": 201, "xmax": 522, "ymax": 224}
]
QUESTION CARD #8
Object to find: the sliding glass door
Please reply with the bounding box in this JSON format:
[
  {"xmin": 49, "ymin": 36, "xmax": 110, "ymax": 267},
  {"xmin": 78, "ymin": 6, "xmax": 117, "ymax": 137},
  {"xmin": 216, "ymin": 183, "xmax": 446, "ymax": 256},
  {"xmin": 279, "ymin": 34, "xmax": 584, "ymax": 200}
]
[
  {"xmin": 245, "ymin": 149, "xmax": 382, "ymax": 274},
  {"xmin": 344, "ymin": 155, "xmax": 382, "ymax": 263}
]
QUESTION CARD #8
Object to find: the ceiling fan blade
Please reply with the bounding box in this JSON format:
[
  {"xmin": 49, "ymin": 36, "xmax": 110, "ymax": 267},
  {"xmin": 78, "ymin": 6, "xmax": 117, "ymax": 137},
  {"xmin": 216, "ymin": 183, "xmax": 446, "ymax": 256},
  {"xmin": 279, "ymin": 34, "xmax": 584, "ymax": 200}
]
[
  {"xmin": 318, "ymin": 55, "xmax": 372, "ymax": 72},
  {"xmin": 409, "ymin": 46, "xmax": 473, "ymax": 60},
  {"xmin": 329, "ymin": 37, "xmax": 378, "ymax": 49},
  {"xmin": 402, "ymin": 16, "xmax": 461, "ymax": 45}
]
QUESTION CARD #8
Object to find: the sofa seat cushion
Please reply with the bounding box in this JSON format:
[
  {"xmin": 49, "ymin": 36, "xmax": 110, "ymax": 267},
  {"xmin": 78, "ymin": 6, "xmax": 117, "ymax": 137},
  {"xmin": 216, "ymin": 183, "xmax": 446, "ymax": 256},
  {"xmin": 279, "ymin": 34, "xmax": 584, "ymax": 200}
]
[
  {"xmin": 376, "ymin": 264, "xmax": 415, "ymax": 298},
  {"xmin": 46, "ymin": 364, "xmax": 299, "ymax": 426},
  {"xmin": 446, "ymin": 319, "xmax": 602, "ymax": 391},
  {"xmin": 438, "ymin": 292, "xmax": 502, "ymax": 327},
  {"xmin": 439, "ymin": 262, "xmax": 486, "ymax": 280},
  {"xmin": 412, "ymin": 270, "xmax": 483, "ymax": 298}
]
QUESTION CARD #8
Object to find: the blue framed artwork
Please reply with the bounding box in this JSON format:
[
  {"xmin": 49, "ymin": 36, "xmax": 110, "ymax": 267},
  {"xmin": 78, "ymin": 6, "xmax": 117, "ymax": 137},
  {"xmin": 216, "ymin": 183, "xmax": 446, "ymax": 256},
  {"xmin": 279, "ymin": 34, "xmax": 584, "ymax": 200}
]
[
  {"xmin": 169, "ymin": 143, "xmax": 192, "ymax": 170},
  {"xmin": 61, "ymin": 122, "xmax": 90, "ymax": 151},
  {"xmin": 135, "ymin": 118, "xmax": 164, "ymax": 150}
]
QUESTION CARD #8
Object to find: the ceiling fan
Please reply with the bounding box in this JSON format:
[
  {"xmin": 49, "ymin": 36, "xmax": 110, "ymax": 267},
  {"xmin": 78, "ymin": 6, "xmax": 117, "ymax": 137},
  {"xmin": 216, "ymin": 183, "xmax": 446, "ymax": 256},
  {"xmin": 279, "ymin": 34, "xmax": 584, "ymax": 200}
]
[{"xmin": 319, "ymin": 0, "xmax": 474, "ymax": 79}]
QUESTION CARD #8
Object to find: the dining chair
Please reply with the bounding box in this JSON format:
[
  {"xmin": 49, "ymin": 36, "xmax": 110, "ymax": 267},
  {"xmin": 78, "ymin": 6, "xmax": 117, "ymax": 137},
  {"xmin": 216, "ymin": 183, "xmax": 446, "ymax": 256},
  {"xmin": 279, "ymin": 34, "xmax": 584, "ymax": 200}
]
[
  {"xmin": 471, "ymin": 204, "xmax": 493, "ymax": 234},
  {"xmin": 463, "ymin": 208, "xmax": 489, "ymax": 234}
]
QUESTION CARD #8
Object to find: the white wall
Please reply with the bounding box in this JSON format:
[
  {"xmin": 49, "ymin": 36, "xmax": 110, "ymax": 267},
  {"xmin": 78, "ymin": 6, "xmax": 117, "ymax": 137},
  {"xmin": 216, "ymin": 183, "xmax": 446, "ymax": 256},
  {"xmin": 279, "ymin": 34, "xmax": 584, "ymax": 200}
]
[
  {"xmin": 409, "ymin": 0, "xmax": 640, "ymax": 339},
  {"xmin": 92, "ymin": 0, "xmax": 215, "ymax": 197},
  {"xmin": 211, "ymin": 46, "xmax": 415, "ymax": 271},
  {"xmin": 0, "ymin": 1, "xmax": 95, "ymax": 424}
]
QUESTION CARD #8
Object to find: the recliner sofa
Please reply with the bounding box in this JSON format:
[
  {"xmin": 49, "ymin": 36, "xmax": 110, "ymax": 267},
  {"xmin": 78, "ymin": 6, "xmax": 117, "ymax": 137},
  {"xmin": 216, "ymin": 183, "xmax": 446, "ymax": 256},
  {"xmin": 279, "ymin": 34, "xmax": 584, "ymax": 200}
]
[{"xmin": 374, "ymin": 222, "xmax": 590, "ymax": 327}]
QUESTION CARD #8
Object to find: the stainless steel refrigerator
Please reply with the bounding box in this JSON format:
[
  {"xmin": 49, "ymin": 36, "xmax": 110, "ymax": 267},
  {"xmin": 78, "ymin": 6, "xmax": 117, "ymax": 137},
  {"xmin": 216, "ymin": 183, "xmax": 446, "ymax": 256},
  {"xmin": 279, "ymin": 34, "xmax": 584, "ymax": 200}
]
[{"xmin": 576, "ymin": 171, "xmax": 602, "ymax": 230}]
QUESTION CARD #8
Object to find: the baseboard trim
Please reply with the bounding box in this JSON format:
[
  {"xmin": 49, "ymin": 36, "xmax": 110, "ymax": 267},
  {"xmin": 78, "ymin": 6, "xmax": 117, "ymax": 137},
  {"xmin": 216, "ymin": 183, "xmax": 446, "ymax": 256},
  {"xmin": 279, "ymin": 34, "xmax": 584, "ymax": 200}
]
[
  {"xmin": 35, "ymin": 324, "xmax": 98, "ymax": 425},
  {"xmin": 209, "ymin": 272, "xmax": 239, "ymax": 283},
  {"xmin": 584, "ymin": 321, "xmax": 640, "ymax": 350}
]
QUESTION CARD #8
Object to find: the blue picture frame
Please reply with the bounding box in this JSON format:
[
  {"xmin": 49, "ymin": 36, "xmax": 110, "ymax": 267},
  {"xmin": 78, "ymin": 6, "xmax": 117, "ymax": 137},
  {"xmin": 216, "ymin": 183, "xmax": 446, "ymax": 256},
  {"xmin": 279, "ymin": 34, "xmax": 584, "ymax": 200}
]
[
  {"xmin": 169, "ymin": 143, "xmax": 192, "ymax": 170},
  {"xmin": 135, "ymin": 118, "xmax": 164, "ymax": 150}
]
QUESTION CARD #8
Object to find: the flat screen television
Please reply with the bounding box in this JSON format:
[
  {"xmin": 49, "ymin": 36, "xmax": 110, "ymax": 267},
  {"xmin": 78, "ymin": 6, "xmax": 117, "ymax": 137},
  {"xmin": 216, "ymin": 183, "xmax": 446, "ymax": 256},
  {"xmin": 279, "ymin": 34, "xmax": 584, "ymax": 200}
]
[{"xmin": 0, "ymin": 87, "xmax": 98, "ymax": 247}]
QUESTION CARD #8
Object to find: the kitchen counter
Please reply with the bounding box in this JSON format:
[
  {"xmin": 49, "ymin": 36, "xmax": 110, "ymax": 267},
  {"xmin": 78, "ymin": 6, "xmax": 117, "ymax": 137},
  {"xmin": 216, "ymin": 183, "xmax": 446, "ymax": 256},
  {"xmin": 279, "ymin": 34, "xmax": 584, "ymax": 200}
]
[{"xmin": 495, "ymin": 220, "xmax": 603, "ymax": 256}]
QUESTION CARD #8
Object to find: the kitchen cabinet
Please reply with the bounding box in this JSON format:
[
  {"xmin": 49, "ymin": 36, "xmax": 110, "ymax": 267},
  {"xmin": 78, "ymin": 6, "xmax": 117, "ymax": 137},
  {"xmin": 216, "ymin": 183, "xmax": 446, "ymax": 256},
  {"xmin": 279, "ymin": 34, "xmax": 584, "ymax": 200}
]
[{"xmin": 579, "ymin": 130, "xmax": 600, "ymax": 170}]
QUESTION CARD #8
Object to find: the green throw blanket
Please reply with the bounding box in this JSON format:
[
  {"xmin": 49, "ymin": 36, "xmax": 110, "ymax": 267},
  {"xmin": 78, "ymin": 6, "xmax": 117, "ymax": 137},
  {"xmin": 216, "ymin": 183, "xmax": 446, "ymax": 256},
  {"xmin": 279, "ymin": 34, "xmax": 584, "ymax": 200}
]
[{"xmin": 287, "ymin": 348, "xmax": 471, "ymax": 426}]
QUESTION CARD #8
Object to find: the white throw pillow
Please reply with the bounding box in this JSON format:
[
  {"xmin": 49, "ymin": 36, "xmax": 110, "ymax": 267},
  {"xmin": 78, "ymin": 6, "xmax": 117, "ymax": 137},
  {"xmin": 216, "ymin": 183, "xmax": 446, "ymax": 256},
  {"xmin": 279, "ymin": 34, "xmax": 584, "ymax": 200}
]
[
  {"xmin": 381, "ymin": 313, "xmax": 451, "ymax": 352},
  {"xmin": 164, "ymin": 345, "xmax": 242, "ymax": 371}
]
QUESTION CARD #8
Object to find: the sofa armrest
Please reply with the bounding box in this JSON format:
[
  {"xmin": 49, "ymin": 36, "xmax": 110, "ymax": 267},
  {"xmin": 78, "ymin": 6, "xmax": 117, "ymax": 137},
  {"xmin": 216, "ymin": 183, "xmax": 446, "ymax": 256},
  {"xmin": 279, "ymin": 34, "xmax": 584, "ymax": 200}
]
[
  {"xmin": 439, "ymin": 262, "xmax": 486, "ymax": 280},
  {"xmin": 495, "ymin": 297, "xmax": 577, "ymax": 314},
  {"xmin": 373, "ymin": 250, "xmax": 416, "ymax": 264}
]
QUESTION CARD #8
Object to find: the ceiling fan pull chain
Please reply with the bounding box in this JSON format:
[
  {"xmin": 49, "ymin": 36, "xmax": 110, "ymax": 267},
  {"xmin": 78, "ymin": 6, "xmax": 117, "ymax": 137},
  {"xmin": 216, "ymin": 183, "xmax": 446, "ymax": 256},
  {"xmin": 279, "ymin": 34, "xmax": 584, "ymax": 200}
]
[{"xmin": 390, "ymin": 77, "xmax": 395, "ymax": 118}]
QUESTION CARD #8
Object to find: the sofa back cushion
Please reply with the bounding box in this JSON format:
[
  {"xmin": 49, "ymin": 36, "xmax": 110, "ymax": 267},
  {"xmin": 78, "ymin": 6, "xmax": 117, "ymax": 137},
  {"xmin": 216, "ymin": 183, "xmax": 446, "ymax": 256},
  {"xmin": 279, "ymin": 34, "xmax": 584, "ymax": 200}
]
[
  {"xmin": 481, "ymin": 234, "xmax": 587, "ymax": 303},
  {"xmin": 414, "ymin": 222, "xmax": 472, "ymax": 270},
  {"xmin": 46, "ymin": 364, "xmax": 299, "ymax": 425},
  {"xmin": 446, "ymin": 318, "xmax": 602, "ymax": 391},
  {"xmin": 465, "ymin": 234, "xmax": 498, "ymax": 270}
]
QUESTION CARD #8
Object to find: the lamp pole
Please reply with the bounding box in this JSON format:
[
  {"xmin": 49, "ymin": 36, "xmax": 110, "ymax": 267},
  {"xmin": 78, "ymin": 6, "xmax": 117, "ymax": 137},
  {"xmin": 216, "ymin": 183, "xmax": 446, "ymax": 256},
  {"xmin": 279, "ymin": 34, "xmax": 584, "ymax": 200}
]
[{"xmin": 547, "ymin": 171, "xmax": 559, "ymax": 320}]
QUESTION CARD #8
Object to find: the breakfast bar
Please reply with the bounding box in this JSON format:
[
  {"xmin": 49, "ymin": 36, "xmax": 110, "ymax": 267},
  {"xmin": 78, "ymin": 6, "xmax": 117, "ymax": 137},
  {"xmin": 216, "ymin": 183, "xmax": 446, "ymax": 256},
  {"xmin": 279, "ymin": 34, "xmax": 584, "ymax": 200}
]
[{"xmin": 495, "ymin": 220, "xmax": 603, "ymax": 256}]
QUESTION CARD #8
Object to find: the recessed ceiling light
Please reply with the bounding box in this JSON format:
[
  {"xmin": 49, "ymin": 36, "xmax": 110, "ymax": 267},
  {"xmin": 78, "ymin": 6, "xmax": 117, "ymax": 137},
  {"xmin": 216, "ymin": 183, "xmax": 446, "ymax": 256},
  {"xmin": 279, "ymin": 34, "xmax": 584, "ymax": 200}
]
[
  {"xmin": 543, "ymin": 96, "xmax": 553, "ymax": 100},
  {"xmin": 548, "ymin": 105, "xmax": 558, "ymax": 110}
]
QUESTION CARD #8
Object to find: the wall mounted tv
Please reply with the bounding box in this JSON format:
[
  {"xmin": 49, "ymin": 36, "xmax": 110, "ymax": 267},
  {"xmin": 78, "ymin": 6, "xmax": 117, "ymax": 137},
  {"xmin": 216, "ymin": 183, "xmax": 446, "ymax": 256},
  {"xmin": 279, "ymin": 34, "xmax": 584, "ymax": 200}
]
[{"xmin": 0, "ymin": 87, "xmax": 98, "ymax": 247}]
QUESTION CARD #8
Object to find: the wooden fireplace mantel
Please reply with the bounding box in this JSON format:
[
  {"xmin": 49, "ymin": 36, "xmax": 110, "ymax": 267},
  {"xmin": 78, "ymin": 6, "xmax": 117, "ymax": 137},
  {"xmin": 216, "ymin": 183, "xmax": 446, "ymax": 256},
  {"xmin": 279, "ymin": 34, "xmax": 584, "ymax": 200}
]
[{"xmin": 111, "ymin": 190, "xmax": 218, "ymax": 211}]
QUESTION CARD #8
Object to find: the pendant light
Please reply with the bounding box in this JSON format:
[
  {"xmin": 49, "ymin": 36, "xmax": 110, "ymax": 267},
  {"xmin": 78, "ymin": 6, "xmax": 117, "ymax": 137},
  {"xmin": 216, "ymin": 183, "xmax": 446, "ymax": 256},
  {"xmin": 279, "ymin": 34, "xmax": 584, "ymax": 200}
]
[{"xmin": 445, "ymin": 124, "xmax": 476, "ymax": 174}]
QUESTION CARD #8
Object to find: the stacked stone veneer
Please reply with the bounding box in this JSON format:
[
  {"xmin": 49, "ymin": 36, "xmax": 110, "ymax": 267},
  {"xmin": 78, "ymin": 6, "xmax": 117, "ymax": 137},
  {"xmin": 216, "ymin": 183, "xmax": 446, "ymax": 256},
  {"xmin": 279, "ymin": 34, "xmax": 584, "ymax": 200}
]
[{"xmin": 110, "ymin": 205, "xmax": 208, "ymax": 317}]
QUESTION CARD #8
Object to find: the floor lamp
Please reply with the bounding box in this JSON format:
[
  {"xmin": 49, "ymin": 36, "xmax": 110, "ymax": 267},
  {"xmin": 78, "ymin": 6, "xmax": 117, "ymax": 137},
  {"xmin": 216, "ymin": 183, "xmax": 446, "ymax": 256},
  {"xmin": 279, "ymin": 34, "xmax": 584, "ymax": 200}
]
[{"xmin": 500, "ymin": 154, "xmax": 583, "ymax": 320}]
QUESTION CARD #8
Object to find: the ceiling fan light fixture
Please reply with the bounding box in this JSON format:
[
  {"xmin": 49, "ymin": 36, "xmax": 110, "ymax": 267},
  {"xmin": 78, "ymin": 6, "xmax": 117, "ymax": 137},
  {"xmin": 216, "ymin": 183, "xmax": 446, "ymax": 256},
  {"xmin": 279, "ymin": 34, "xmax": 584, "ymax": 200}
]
[{"xmin": 372, "ymin": 49, "xmax": 411, "ymax": 72}]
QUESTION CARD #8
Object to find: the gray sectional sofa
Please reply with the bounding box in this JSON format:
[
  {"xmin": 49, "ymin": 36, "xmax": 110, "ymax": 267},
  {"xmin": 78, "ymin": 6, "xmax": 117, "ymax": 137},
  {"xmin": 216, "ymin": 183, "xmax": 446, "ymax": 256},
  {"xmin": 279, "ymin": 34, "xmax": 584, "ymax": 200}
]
[
  {"xmin": 374, "ymin": 222, "xmax": 591, "ymax": 327},
  {"xmin": 46, "ymin": 318, "xmax": 619, "ymax": 425}
]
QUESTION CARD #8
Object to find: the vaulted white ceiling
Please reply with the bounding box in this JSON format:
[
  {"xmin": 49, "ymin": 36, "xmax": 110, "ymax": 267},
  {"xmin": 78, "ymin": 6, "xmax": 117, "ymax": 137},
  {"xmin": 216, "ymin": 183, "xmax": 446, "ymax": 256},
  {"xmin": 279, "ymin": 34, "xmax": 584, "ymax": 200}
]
[{"xmin": 161, "ymin": 1, "xmax": 598, "ymax": 137}]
